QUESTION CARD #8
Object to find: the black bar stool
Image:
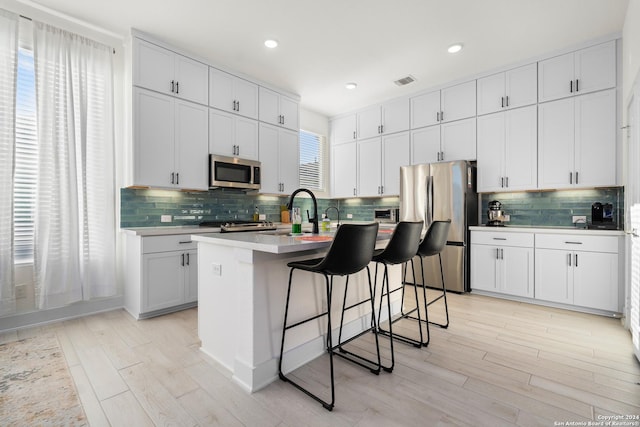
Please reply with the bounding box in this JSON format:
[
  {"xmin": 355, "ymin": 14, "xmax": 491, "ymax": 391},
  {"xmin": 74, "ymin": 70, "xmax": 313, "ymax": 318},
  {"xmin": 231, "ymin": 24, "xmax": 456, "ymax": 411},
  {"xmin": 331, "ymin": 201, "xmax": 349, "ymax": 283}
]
[
  {"xmin": 372, "ymin": 221, "xmax": 424, "ymax": 370},
  {"xmin": 404, "ymin": 220, "xmax": 452, "ymax": 346},
  {"xmin": 278, "ymin": 223, "xmax": 380, "ymax": 411}
]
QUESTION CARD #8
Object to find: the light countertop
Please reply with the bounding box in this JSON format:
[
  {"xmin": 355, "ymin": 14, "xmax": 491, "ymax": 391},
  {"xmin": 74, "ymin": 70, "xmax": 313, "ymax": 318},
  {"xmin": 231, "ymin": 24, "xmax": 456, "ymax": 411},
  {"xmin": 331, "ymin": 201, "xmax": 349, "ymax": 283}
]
[{"xmin": 469, "ymin": 225, "xmax": 624, "ymax": 236}]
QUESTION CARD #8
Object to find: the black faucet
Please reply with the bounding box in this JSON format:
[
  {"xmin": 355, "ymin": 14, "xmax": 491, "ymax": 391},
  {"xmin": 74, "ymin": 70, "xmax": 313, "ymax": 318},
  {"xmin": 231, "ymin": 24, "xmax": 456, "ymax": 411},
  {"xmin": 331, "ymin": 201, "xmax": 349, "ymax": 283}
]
[
  {"xmin": 325, "ymin": 206, "xmax": 340, "ymax": 227},
  {"xmin": 286, "ymin": 188, "xmax": 319, "ymax": 234}
]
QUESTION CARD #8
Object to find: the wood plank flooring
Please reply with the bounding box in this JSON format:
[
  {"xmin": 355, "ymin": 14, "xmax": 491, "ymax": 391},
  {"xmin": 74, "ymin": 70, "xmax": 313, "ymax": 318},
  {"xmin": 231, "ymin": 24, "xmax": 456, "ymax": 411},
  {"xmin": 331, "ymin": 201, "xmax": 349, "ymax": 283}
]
[{"xmin": 1, "ymin": 292, "xmax": 639, "ymax": 426}]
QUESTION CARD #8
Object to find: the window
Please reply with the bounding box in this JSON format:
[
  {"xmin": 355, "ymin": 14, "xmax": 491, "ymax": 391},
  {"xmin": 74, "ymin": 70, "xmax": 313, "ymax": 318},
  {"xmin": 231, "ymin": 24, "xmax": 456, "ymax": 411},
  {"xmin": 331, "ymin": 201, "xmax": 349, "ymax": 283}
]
[
  {"xmin": 299, "ymin": 130, "xmax": 326, "ymax": 191},
  {"xmin": 14, "ymin": 46, "xmax": 37, "ymax": 264}
]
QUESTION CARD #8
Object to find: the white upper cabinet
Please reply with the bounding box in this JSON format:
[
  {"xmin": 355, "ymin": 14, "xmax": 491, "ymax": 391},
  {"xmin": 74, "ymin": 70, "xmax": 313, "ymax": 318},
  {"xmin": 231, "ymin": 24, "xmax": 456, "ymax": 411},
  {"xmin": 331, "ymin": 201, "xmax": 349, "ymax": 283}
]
[
  {"xmin": 332, "ymin": 141, "xmax": 357, "ymax": 198},
  {"xmin": 382, "ymin": 132, "xmax": 411, "ymax": 196},
  {"xmin": 209, "ymin": 68, "xmax": 259, "ymax": 119},
  {"xmin": 357, "ymin": 98, "xmax": 410, "ymax": 140},
  {"xmin": 259, "ymin": 87, "xmax": 299, "ymax": 131},
  {"xmin": 411, "ymin": 117, "xmax": 476, "ymax": 165},
  {"xmin": 538, "ymin": 40, "xmax": 616, "ymax": 103},
  {"xmin": 411, "ymin": 80, "xmax": 476, "ymax": 128},
  {"xmin": 134, "ymin": 37, "xmax": 208, "ymax": 105},
  {"xmin": 538, "ymin": 88, "xmax": 616, "ymax": 189},
  {"xmin": 477, "ymin": 63, "xmax": 537, "ymax": 115},
  {"xmin": 331, "ymin": 113, "xmax": 357, "ymax": 145},
  {"xmin": 477, "ymin": 105, "xmax": 537, "ymax": 192},
  {"xmin": 258, "ymin": 123, "xmax": 299, "ymax": 194},
  {"xmin": 209, "ymin": 109, "xmax": 259, "ymax": 160}
]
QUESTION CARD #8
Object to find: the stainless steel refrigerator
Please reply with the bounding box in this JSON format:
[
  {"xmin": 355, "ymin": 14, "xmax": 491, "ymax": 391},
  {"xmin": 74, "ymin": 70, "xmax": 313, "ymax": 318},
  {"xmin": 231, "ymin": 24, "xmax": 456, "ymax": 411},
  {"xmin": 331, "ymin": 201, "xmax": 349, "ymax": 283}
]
[{"xmin": 399, "ymin": 161, "xmax": 477, "ymax": 292}]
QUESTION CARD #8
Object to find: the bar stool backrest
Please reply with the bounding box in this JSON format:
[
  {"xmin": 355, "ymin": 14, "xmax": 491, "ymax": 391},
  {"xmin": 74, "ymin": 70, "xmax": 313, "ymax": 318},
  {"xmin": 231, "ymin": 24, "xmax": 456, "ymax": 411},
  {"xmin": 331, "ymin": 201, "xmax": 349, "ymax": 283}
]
[
  {"xmin": 417, "ymin": 220, "xmax": 451, "ymax": 257},
  {"xmin": 377, "ymin": 221, "xmax": 423, "ymax": 264},
  {"xmin": 315, "ymin": 223, "xmax": 379, "ymax": 276}
]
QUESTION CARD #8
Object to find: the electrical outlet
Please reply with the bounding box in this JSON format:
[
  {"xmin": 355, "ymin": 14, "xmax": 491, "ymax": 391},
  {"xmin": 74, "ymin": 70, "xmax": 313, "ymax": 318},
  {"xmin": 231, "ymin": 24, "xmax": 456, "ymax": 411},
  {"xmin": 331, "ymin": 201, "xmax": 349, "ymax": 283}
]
[
  {"xmin": 161, "ymin": 215, "xmax": 172, "ymax": 223},
  {"xmin": 502, "ymin": 214, "xmax": 510, "ymax": 222},
  {"xmin": 259, "ymin": 214, "xmax": 266, "ymax": 220},
  {"xmin": 212, "ymin": 263, "xmax": 222, "ymax": 276},
  {"xmin": 347, "ymin": 213, "xmax": 353, "ymax": 219},
  {"xmin": 572, "ymin": 215, "xmax": 587, "ymax": 224}
]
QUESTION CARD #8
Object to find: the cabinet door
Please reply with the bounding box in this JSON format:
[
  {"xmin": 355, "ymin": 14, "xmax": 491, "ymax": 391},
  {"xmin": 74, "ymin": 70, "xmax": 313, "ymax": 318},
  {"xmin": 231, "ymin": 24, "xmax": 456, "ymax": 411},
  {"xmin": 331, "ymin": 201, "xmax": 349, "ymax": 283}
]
[
  {"xmin": 258, "ymin": 123, "xmax": 280, "ymax": 193},
  {"xmin": 471, "ymin": 244, "xmax": 499, "ymax": 292},
  {"xmin": 504, "ymin": 105, "xmax": 537, "ymax": 191},
  {"xmin": 209, "ymin": 108, "xmax": 235, "ymax": 157},
  {"xmin": 279, "ymin": 96, "xmax": 299, "ymax": 131},
  {"xmin": 184, "ymin": 250, "xmax": 198, "ymax": 303},
  {"xmin": 440, "ymin": 117, "xmax": 476, "ymax": 161},
  {"xmin": 382, "ymin": 97, "xmax": 410, "ymax": 134},
  {"xmin": 441, "ymin": 80, "xmax": 476, "ymax": 123},
  {"xmin": 133, "ymin": 88, "xmax": 175, "ymax": 188},
  {"xmin": 477, "ymin": 72, "xmax": 505, "ymax": 116},
  {"xmin": 502, "ymin": 246, "xmax": 534, "ymax": 298},
  {"xmin": 142, "ymin": 252, "xmax": 184, "ymax": 312},
  {"xmin": 331, "ymin": 114, "xmax": 357, "ymax": 145},
  {"xmin": 209, "ymin": 68, "xmax": 235, "ymax": 112},
  {"xmin": 175, "ymin": 99, "xmax": 209, "ymax": 190},
  {"xmin": 278, "ymin": 129, "xmax": 300, "ymax": 194},
  {"xmin": 234, "ymin": 116, "xmax": 259, "ymax": 160},
  {"xmin": 357, "ymin": 105, "xmax": 382, "ymax": 140},
  {"xmin": 174, "ymin": 54, "xmax": 208, "ymax": 105},
  {"xmin": 358, "ymin": 137, "xmax": 382, "ymax": 197},
  {"xmin": 574, "ymin": 89, "xmax": 617, "ymax": 188},
  {"xmin": 134, "ymin": 38, "xmax": 174, "ymax": 95},
  {"xmin": 233, "ymin": 78, "xmax": 259, "ymax": 119},
  {"xmin": 259, "ymin": 87, "xmax": 281, "ymax": 127},
  {"xmin": 477, "ymin": 112, "xmax": 505, "ymax": 192},
  {"xmin": 538, "ymin": 98, "xmax": 575, "ymax": 189},
  {"xmin": 332, "ymin": 142, "xmax": 357, "ymax": 198},
  {"xmin": 382, "ymin": 132, "xmax": 410, "ymax": 196},
  {"xmin": 535, "ymin": 249, "xmax": 573, "ymax": 304},
  {"xmin": 574, "ymin": 41, "xmax": 616, "ymax": 96},
  {"xmin": 411, "ymin": 126, "xmax": 440, "ymax": 164},
  {"xmin": 505, "ymin": 63, "xmax": 538, "ymax": 110},
  {"xmin": 573, "ymin": 251, "xmax": 618, "ymax": 312},
  {"xmin": 410, "ymin": 90, "xmax": 440, "ymax": 128},
  {"xmin": 538, "ymin": 52, "xmax": 575, "ymax": 102}
]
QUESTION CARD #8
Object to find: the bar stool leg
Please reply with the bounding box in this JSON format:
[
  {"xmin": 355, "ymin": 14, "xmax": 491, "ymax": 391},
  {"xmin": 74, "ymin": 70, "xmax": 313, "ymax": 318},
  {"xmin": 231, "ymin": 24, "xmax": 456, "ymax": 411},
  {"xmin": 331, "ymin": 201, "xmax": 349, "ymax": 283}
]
[{"xmin": 422, "ymin": 253, "xmax": 449, "ymax": 330}]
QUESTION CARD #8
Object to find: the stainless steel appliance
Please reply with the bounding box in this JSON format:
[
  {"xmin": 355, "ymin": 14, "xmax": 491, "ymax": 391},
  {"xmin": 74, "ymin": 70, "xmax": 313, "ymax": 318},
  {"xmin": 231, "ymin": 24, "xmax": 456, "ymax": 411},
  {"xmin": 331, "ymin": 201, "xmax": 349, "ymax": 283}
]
[
  {"xmin": 487, "ymin": 200, "xmax": 506, "ymax": 226},
  {"xmin": 200, "ymin": 220, "xmax": 277, "ymax": 232},
  {"xmin": 399, "ymin": 161, "xmax": 477, "ymax": 292},
  {"xmin": 374, "ymin": 208, "xmax": 399, "ymax": 223},
  {"xmin": 588, "ymin": 202, "xmax": 617, "ymax": 229},
  {"xmin": 210, "ymin": 155, "xmax": 261, "ymax": 190}
]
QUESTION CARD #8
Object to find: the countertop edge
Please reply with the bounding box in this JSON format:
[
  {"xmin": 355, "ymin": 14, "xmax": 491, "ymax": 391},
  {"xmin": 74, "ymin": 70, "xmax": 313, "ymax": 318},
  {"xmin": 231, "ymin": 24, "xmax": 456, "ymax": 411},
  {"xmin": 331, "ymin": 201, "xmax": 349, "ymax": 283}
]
[{"xmin": 469, "ymin": 226, "xmax": 625, "ymax": 236}]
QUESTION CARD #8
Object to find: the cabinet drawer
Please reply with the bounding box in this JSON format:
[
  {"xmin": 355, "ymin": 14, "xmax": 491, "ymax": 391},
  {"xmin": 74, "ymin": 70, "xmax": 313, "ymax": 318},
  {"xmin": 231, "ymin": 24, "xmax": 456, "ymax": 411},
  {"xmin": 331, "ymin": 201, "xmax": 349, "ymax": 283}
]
[
  {"xmin": 535, "ymin": 233, "xmax": 619, "ymax": 253},
  {"xmin": 471, "ymin": 231, "xmax": 534, "ymax": 247},
  {"xmin": 142, "ymin": 235, "xmax": 198, "ymax": 253}
]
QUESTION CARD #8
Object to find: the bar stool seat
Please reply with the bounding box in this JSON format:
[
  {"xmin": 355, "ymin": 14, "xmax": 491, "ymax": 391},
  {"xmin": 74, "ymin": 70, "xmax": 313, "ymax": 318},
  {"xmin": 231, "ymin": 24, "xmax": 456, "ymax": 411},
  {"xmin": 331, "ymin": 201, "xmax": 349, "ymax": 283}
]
[
  {"xmin": 372, "ymin": 221, "xmax": 424, "ymax": 371},
  {"xmin": 278, "ymin": 223, "xmax": 380, "ymax": 411},
  {"xmin": 404, "ymin": 220, "xmax": 452, "ymax": 346}
]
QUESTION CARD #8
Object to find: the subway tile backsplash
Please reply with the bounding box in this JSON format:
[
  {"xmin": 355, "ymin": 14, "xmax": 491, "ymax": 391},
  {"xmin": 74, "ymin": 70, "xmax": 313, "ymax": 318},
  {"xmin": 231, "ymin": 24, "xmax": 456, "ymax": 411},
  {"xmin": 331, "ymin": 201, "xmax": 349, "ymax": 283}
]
[{"xmin": 121, "ymin": 187, "xmax": 624, "ymax": 229}]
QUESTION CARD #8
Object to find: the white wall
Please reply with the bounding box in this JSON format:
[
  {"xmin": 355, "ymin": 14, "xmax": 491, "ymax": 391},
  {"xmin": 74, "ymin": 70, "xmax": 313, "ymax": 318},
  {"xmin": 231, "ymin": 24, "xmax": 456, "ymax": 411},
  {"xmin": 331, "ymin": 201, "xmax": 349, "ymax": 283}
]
[{"xmin": 299, "ymin": 107, "xmax": 329, "ymax": 137}]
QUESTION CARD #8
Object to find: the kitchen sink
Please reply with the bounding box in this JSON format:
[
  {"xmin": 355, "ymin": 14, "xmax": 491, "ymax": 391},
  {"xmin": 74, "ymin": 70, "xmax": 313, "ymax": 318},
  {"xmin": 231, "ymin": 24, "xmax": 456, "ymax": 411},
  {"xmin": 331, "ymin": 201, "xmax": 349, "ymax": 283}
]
[{"xmin": 259, "ymin": 230, "xmax": 313, "ymax": 236}]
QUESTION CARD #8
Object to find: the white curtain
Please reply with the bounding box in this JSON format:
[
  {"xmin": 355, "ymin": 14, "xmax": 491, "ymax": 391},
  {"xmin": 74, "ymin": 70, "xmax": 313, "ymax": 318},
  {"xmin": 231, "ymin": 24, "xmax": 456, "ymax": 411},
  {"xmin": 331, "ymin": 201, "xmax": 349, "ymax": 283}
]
[
  {"xmin": 33, "ymin": 21, "xmax": 116, "ymax": 309},
  {"xmin": 0, "ymin": 10, "xmax": 19, "ymax": 315}
]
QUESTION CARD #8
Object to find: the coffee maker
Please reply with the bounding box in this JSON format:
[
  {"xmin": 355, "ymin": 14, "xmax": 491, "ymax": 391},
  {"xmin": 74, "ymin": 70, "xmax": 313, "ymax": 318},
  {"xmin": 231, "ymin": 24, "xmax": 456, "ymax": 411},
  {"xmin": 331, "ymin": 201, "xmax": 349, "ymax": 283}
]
[
  {"xmin": 589, "ymin": 202, "xmax": 616, "ymax": 229},
  {"xmin": 487, "ymin": 200, "xmax": 506, "ymax": 226}
]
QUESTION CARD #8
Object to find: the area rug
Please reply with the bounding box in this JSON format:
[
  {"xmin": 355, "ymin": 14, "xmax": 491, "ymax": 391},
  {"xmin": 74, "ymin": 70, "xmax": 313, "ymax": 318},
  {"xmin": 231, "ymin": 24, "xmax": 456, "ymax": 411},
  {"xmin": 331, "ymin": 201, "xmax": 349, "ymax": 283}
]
[{"xmin": 0, "ymin": 333, "xmax": 87, "ymax": 426}]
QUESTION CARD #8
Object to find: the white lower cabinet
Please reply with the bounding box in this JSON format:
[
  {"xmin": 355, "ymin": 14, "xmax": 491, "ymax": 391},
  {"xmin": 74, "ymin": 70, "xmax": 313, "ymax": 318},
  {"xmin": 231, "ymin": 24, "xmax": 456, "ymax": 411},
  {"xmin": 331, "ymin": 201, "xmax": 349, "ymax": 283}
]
[
  {"xmin": 471, "ymin": 229, "xmax": 622, "ymax": 313},
  {"xmin": 125, "ymin": 234, "xmax": 198, "ymax": 319},
  {"xmin": 471, "ymin": 231, "xmax": 534, "ymax": 298},
  {"xmin": 534, "ymin": 234, "xmax": 620, "ymax": 312}
]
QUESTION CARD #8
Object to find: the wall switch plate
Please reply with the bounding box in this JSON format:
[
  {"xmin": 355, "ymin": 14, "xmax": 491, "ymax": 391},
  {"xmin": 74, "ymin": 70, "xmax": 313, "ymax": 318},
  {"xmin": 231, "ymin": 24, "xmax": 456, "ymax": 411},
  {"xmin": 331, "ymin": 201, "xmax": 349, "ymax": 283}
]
[
  {"xmin": 161, "ymin": 215, "xmax": 172, "ymax": 223},
  {"xmin": 502, "ymin": 214, "xmax": 510, "ymax": 221},
  {"xmin": 347, "ymin": 214, "xmax": 353, "ymax": 219},
  {"xmin": 212, "ymin": 263, "xmax": 222, "ymax": 276},
  {"xmin": 258, "ymin": 214, "xmax": 266, "ymax": 220},
  {"xmin": 572, "ymin": 215, "xmax": 587, "ymax": 224}
]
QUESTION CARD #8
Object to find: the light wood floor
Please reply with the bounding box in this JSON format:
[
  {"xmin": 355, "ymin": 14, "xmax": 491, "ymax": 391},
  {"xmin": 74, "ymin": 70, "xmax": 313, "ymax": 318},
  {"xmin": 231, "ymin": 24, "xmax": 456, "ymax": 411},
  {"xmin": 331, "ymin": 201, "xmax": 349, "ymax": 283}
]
[{"xmin": 2, "ymin": 292, "xmax": 639, "ymax": 426}]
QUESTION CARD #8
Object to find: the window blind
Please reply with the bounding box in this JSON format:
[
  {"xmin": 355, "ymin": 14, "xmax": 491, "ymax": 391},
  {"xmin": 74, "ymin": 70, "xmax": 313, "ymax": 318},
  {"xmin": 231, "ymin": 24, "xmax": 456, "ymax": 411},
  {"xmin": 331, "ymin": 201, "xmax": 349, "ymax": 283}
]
[{"xmin": 299, "ymin": 130, "xmax": 326, "ymax": 191}]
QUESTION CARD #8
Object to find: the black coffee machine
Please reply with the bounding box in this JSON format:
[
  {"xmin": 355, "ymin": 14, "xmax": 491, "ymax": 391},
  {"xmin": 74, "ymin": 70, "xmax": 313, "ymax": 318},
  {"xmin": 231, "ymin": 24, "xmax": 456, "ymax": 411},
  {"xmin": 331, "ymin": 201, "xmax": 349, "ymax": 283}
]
[{"xmin": 589, "ymin": 202, "xmax": 616, "ymax": 229}]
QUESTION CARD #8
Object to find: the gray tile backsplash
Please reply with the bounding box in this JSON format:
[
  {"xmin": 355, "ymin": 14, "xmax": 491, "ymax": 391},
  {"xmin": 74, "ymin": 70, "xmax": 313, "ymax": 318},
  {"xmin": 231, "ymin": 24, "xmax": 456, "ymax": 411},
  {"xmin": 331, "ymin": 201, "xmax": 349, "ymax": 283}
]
[{"xmin": 121, "ymin": 187, "xmax": 624, "ymax": 229}]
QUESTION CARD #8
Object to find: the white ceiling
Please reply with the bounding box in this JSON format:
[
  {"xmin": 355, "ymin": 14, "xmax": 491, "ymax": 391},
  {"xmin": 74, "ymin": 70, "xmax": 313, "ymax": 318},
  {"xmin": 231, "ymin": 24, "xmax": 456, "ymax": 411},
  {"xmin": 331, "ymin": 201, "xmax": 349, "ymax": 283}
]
[{"xmin": 23, "ymin": 0, "xmax": 629, "ymax": 118}]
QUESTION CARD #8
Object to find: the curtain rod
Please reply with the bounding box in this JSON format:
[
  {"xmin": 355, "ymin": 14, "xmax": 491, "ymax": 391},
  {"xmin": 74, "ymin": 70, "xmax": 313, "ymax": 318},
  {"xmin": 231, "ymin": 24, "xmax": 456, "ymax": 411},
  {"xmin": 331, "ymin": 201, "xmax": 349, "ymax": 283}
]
[{"xmin": 18, "ymin": 14, "xmax": 116, "ymax": 54}]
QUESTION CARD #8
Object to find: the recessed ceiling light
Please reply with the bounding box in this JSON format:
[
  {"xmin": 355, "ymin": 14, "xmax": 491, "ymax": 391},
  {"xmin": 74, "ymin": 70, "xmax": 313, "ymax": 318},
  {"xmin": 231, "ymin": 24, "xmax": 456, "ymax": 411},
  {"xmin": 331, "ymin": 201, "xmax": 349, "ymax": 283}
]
[
  {"xmin": 448, "ymin": 43, "xmax": 463, "ymax": 54},
  {"xmin": 345, "ymin": 82, "xmax": 357, "ymax": 90},
  {"xmin": 264, "ymin": 39, "xmax": 278, "ymax": 48}
]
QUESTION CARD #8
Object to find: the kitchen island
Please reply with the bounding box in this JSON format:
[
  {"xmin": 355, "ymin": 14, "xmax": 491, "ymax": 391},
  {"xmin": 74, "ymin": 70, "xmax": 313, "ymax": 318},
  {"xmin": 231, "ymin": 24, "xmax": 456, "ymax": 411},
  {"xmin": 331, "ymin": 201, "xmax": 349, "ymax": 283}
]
[{"xmin": 192, "ymin": 228, "xmax": 398, "ymax": 392}]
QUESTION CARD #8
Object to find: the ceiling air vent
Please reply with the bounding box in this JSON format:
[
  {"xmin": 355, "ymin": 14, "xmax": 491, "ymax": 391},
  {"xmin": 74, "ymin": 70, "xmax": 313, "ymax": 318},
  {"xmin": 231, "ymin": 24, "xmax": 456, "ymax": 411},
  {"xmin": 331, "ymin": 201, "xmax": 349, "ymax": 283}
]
[{"xmin": 394, "ymin": 75, "xmax": 416, "ymax": 87}]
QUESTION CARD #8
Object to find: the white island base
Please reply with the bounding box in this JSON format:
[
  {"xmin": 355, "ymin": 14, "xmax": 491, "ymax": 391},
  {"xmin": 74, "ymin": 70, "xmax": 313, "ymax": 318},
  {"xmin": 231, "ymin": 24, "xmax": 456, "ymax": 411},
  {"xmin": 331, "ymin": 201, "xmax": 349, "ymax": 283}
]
[{"xmin": 193, "ymin": 231, "xmax": 399, "ymax": 392}]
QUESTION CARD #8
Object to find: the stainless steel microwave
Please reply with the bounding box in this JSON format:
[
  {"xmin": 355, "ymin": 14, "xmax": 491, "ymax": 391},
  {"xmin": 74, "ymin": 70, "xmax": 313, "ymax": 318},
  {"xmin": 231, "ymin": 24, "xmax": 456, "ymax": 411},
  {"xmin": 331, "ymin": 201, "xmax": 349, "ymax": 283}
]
[{"xmin": 209, "ymin": 155, "xmax": 261, "ymax": 190}]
